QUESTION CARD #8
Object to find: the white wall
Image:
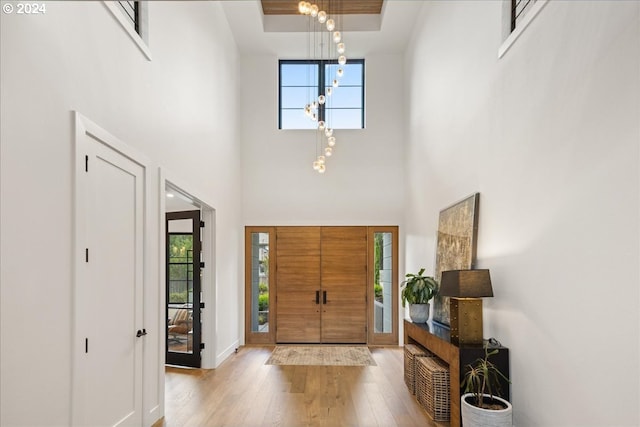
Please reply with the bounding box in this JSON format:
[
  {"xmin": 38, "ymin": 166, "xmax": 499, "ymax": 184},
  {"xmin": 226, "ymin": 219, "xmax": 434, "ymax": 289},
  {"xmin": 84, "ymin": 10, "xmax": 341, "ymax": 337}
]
[
  {"xmin": 0, "ymin": 2, "xmax": 241, "ymax": 425},
  {"xmin": 240, "ymin": 52, "xmax": 407, "ymax": 344},
  {"xmin": 404, "ymin": 1, "xmax": 639, "ymax": 426},
  {"xmin": 241, "ymin": 53, "xmax": 405, "ymax": 226}
]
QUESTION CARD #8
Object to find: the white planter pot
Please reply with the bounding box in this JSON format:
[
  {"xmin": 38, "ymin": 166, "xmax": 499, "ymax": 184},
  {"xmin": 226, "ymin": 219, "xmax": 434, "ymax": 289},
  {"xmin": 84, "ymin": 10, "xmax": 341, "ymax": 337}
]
[
  {"xmin": 461, "ymin": 393, "xmax": 512, "ymax": 427},
  {"xmin": 408, "ymin": 303, "xmax": 429, "ymax": 323}
]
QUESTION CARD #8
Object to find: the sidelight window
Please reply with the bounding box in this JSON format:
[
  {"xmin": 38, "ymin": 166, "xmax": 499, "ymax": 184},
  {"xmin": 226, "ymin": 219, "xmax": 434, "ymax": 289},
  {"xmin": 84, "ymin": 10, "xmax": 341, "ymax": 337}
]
[
  {"xmin": 245, "ymin": 227, "xmax": 276, "ymax": 344},
  {"xmin": 368, "ymin": 226, "xmax": 398, "ymax": 345}
]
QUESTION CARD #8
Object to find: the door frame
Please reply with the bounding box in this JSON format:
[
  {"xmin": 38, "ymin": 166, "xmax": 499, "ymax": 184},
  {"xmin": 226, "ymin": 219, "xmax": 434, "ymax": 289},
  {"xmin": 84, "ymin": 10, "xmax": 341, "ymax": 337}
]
[
  {"xmin": 73, "ymin": 112, "xmax": 158, "ymax": 426},
  {"xmin": 243, "ymin": 225, "xmax": 399, "ymax": 345},
  {"xmin": 160, "ymin": 172, "xmax": 217, "ymax": 369}
]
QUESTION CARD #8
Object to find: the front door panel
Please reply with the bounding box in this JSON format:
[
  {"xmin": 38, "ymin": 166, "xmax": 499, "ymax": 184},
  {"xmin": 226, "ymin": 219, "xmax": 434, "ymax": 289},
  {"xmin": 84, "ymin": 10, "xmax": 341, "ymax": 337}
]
[
  {"xmin": 321, "ymin": 227, "xmax": 367, "ymax": 343},
  {"xmin": 275, "ymin": 227, "xmax": 321, "ymax": 343},
  {"xmin": 274, "ymin": 226, "xmax": 367, "ymax": 344}
]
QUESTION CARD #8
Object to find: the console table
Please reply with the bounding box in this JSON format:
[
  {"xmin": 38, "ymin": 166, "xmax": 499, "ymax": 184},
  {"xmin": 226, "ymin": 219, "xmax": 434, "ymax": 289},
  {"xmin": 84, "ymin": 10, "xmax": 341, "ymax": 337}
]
[{"xmin": 404, "ymin": 319, "xmax": 509, "ymax": 427}]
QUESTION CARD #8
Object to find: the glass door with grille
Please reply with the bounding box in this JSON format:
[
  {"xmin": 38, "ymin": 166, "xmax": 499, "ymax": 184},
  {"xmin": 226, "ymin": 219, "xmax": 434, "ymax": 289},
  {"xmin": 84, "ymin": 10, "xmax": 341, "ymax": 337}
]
[{"xmin": 166, "ymin": 210, "xmax": 202, "ymax": 367}]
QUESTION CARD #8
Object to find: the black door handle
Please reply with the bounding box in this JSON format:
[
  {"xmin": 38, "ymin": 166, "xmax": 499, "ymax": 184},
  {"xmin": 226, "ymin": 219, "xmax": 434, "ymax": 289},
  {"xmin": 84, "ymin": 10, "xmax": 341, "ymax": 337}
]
[
  {"xmin": 323, "ymin": 290, "xmax": 327, "ymax": 304},
  {"xmin": 315, "ymin": 290, "xmax": 320, "ymax": 304},
  {"xmin": 136, "ymin": 329, "xmax": 143, "ymax": 338}
]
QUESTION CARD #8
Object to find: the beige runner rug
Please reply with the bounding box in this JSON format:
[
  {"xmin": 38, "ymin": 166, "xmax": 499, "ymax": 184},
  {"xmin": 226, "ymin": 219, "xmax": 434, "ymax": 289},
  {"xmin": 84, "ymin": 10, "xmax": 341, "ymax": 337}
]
[{"xmin": 265, "ymin": 345, "xmax": 376, "ymax": 366}]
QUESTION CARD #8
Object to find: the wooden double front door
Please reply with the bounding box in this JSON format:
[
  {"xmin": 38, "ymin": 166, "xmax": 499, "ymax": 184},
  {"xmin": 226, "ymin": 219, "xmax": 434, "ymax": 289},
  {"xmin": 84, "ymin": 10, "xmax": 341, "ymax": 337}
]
[
  {"xmin": 245, "ymin": 225, "xmax": 398, "ymax": 345},
  {"xmin": 276, "ymin": 226, "xmax": 367, "ymax": 343}
]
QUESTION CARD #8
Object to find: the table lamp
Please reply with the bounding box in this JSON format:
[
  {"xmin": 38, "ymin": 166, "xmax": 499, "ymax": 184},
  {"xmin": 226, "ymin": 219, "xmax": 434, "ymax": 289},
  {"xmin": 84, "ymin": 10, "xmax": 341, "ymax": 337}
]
[{"xmin": 439, "ymin": 269, "xmax": 493, "ymax": 345}]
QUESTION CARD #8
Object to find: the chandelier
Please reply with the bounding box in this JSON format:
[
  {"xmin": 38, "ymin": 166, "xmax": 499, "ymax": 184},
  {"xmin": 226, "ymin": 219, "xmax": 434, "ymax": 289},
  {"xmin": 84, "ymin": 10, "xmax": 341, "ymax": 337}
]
[{"xmin": 298, "ymin": 1, "xmax": 347, "ymax": 174}]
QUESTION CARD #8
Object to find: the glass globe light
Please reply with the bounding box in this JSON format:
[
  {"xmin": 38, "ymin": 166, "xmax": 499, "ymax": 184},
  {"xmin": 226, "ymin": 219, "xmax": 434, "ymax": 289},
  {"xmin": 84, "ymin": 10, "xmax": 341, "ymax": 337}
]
[
  {"xmin": 304, "ymin": 104, "xmax": 311, "ymax": 116},
  {"xmin": 311, "ymin": 112, "xmax": 317, "ymax": 121},
  {"xmin": 327, "ymin": 136, "xmax": 336, "ymax": 146},
  {"xmin": 326, "ymin": 87, "xmax": 332, "ymax": 96},
  {"xmin": 318, "ymin": 95, "xmax": 326, "ymax": 105},
  {"xmin": 338, "ymin": 55, "xmax": 346, "ymax": 65},
  {"xmin": 318, "ymin": 155, "xmax": 325, "ymax": 164},
  {"xmin": 325, "ymin": 147, "xmax": 333, "ymax": 157},
  {"xmin": 318, "ymin": 11, "xmax": 327, "ymax": 23},
  {"xmin": 333, "ymin": 31, "xmax": 341, "ymax": 43},
  {"xmin": 310, "ymin": 4, "xmax": 318, "ymax": 17},
  {"xmin": 326, "ymin": 19, "xmax": 335, "ymax": 31},
  {"xmin": 337, "ymin": 42, "xmax": 345, "ymax": 54},
  {"xmin": 312, "ymin": 101, "xmax": 318, "ymax": 110},
  {"xmin": 337, "ymin": 68, "xmax": 344, "ymax": 77},
  {"xmin": 313, "ymin": 160, "xmax": 320, "ymax": 170},
  {"xmin": 332, "ymin": 79, "xmax": 339, "ymax": 88},
  {"xmin": 318, "ymin": 120, "xmax": 325, "ymax": 130},
  {"xmin": 318, "ymin": 164, "xmax": 326, "ymax": 173},
  {"xmin": 305, "ymin": 2, "xmax": 312, "ymax": 14},
  {"xmin": 298, "ymin": 1, "xmax": 306, "ymax": 14},
  {"xmin": 325, "ymin": 128, "xmax": 333, "ymax": 137}
]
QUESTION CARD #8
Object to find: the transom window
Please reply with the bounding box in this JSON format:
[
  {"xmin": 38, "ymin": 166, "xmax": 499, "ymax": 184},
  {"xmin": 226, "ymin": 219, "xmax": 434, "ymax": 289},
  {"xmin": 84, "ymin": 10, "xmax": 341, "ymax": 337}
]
[{"xmin": 279, "ymin": 59, "xmax": 365, "ymax": 130}]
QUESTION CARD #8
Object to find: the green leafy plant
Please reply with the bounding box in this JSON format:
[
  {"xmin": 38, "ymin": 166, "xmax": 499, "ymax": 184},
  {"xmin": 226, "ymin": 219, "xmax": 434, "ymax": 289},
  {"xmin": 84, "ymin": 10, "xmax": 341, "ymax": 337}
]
[
  {"xmin": 400, "ymin": 268, "xmax": 438, "ymax": 307},
  {"xmin": 258, "ymin": 282, "xmax": 268, "ymax": 294},
  {"xmin": 258, "ymin": 313, "xmax": 267, "ymax": 325},
  {"xmin": 258, "ymin": 293, "xmax": 269, "ymax": 311},
  {"xmin": 374, "ymin": 283, "xmax": 383, "ymax": 300},
  {"xmin": 461, "ymin": 347, "xmax": 511, "ymax": 409},
  {"xmin": 169, "ymin": 291, "xmax": 188, "ymax": 304}
]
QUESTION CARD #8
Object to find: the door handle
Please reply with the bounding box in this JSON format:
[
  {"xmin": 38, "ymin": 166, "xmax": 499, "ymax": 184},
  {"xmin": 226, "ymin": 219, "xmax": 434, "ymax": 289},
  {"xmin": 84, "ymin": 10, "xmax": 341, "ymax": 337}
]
[
  {"xmin": 315, "ymin": 290, "xmax": 320, "ymax": 304},
  {"xmin": 323, "ymin": 290, "xmax": 327, "ymax": 304},
  {"xmin": 136, "ymin": 329, "xmax": 148, "ymax": 338}
]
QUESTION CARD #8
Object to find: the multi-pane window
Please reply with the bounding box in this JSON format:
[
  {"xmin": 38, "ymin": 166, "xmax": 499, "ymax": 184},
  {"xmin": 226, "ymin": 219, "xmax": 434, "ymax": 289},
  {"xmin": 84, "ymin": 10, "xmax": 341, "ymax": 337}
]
[
  {"xmin": 279, "ymin": 59, "xmax": 365, "ymax": 130},
  {"xmin": 510, "ymin": 0, "xmax": 536, "ymax": 32},
  {"xmin": 168, "ymin": 234, "xmax": 193, "ymax": 305},
  {"xmin": 118, "ymin": 1, "xmax": 140, "ymax": 35}
]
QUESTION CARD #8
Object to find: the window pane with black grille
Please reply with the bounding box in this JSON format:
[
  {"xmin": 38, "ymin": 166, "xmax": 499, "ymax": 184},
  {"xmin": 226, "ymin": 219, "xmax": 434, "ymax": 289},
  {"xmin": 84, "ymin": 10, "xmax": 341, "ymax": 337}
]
[
  {"xmin": 279, "ymin": 59, "xmax": 365, "ymax": 130},
  {"xmin": 118, "ymin": 1, "xmax": 140, "ymax": 34}
]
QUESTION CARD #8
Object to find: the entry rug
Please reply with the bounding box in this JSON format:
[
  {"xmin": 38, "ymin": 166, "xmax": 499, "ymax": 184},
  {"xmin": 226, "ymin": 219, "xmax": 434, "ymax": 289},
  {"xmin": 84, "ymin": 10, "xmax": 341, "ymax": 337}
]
[{"xmin": 265, "ymin": 345, "xmax": 376, "ymax": 366}]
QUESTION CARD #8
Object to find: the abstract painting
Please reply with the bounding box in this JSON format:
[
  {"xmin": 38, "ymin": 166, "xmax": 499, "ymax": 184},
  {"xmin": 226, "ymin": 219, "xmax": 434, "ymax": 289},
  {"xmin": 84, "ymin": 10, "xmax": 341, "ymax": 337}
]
[{"xmin": 433, "ymin": 193, "xmax": 480, "ymax": 326}]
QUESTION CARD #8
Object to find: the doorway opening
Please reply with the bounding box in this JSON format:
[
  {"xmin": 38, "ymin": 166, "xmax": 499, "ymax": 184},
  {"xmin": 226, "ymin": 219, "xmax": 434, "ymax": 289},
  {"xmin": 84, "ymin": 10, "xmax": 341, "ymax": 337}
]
[{"xmin": 163, "ymin": 183, "xmax": 215, "ymax": 369}]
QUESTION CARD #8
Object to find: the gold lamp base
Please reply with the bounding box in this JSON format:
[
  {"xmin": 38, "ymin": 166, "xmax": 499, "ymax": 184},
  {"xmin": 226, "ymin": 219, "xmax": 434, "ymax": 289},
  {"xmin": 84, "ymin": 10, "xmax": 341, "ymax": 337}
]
[{"xmin": 449, "ymin": 298, "xmax": 484, "ymax": 345}]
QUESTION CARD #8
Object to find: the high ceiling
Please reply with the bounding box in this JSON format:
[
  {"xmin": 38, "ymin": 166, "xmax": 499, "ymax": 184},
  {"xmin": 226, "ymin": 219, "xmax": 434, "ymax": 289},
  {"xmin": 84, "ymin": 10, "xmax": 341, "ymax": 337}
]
[
  {"xmin": 260, "ymin": 0, "xmax": 384, "ymax": 16},
  {"xmin": 220, "ymin": 0, "xmax": 425, "ymax": 56}
]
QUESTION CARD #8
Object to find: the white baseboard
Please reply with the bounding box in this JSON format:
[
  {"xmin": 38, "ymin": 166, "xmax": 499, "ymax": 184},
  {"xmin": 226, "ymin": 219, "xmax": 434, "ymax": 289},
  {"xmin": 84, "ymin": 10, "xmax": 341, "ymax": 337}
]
[{"xmin": 215, "ymin": 340, "xmax": 240, "ymax": 368}]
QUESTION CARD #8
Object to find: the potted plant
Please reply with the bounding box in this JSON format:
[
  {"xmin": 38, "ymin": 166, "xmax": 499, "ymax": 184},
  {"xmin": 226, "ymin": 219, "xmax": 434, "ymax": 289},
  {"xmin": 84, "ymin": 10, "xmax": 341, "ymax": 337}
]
[
  {"xmin": 401, "ymin": 268, "xmax": 438, "ymax": 323},
  {"xmin": 460, "ymin": 346, "xmax": 513, "ymax": 427}
]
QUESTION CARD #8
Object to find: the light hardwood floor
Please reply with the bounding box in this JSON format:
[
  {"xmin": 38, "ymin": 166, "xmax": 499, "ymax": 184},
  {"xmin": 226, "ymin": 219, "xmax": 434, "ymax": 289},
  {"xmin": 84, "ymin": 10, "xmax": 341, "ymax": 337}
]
[{"xmin": 155, "ymin": 346, "xmax": 447, "ymax": 427}]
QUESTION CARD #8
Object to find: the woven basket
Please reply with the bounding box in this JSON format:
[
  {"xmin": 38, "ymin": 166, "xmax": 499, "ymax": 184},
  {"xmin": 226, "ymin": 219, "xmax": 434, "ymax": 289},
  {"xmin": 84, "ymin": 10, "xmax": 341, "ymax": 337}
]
[
  {"xmin": 403, "ymin": 344, "xmax": 431, "ymax": 394},
  {"xmin": 416, "ymin": 356, "xmax": 450, "ymax": 422}
]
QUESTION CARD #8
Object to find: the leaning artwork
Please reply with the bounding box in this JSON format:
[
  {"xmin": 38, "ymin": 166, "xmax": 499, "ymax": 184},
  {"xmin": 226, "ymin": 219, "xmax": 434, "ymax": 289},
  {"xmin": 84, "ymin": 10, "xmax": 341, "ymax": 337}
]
[{"xmin": 433, "ymin": 193, "xmax": 480, "ymax": 326}]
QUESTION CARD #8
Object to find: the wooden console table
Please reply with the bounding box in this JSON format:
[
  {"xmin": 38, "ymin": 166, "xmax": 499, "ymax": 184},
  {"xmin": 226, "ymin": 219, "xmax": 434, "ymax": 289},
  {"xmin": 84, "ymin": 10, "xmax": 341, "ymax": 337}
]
[{"xmin": 404, "ymin": 319, "xmax": 509, "ymax": 427}]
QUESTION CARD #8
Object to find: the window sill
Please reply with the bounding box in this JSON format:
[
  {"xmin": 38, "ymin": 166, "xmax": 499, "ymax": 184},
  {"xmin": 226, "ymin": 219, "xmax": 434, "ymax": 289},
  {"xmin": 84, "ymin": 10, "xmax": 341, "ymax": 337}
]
[
  {"xmin": 498, "ymin": 0, "xmax": 549, "ymax": 59},
  {"xmin": 104, "ymin": 1, "xmax": 152, "ymax": 61}
]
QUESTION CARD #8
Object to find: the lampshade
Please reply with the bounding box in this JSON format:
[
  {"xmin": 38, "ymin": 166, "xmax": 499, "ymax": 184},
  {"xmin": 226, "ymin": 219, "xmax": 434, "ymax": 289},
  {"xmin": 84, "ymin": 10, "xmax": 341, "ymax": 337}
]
[{"xmin": 439, "ymin": 269, "xmax": 493, "ymax": 298}]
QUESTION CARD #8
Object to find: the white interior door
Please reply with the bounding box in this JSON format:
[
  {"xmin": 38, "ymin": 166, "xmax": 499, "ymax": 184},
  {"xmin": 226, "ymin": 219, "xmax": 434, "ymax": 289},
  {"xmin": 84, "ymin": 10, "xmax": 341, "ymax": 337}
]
[{"xmin": 74, "ymin": 133, "xmax": 144, "ymax": 426}]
